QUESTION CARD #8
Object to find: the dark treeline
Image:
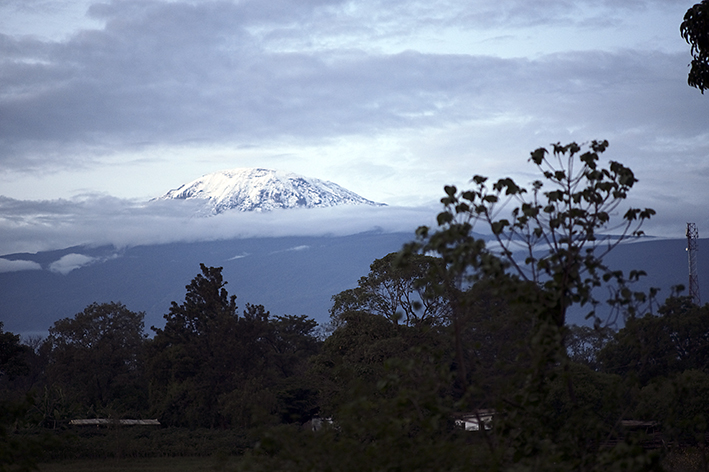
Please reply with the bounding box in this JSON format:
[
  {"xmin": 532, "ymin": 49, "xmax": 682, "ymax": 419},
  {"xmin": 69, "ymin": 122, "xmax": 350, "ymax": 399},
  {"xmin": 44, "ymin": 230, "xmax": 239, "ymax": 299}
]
[
  {"xmin": 4, "ymin": 142, "xmax": 709, "ymax": 472},
  {"xmin": 1, "ymin": 264, "xmax": 321, "ymax": 432}
]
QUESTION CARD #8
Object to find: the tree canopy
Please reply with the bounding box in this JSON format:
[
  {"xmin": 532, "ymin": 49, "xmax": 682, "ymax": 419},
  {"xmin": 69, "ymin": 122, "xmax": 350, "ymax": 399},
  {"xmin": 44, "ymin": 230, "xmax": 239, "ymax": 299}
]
[
  {"xmin": 682, "ymin": 0, "xmax": 709, "ymax": 93},
  {"xmin": 149, "ymin": 264, "xmax": 321, "ymax": 428},
  {"xmin": 0, "ymin": 322, "xmax": 30, "ymax": 381},
  {"xmin": 330, "ymin": 252, "xmax": 448, "ymax": 327},
  {"xmin": 44, "ymin": 302, "xmax": 147, "ymax": 414},
  {"xmin": 600, "ymin": 296, "xmax": 709, "ymax": 383}
]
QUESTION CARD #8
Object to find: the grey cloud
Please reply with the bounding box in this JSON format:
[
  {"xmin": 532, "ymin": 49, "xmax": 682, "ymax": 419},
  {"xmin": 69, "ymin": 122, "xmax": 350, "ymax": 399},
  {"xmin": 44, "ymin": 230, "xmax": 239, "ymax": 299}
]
[
  {"xmin": 1, "ymin": 0, "xmax": 706, "ymax": 238},
  {"xmin": 246, "ymin": 0, "xmax": 677, "ymax": 40},
  {"xmin": 1, "ymin": 0, "xmax": 702, "ymax": 172},
  {"xmin": 2, "ymin": 46, "xmax": 697, "ymax": 159}
]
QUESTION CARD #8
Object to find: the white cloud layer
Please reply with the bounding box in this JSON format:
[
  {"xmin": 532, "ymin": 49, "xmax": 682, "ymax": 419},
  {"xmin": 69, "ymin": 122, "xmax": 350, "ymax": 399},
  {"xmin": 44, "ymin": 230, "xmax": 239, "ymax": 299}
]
[
  {"xmin": 0, "ymin": 196, "xmax": 436, "ymax": 255},
  {"xmin": 48, "ymin": 253, "xmax": 97, "ymax": 275},
  {"xmin": 0, "ymin": 258, "xmax": 42, "ymax": 273}
]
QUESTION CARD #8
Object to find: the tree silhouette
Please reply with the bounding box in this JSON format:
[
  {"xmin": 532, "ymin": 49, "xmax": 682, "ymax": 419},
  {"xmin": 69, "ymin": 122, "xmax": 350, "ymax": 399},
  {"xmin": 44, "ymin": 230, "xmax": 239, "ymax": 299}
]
[
  {"xmin": 44, "ymin": 302, "xmax": 147, "ymax": 413},
  {"xmin": 681, "ymin": 0, "xmax": 709, "ymax": 93}
]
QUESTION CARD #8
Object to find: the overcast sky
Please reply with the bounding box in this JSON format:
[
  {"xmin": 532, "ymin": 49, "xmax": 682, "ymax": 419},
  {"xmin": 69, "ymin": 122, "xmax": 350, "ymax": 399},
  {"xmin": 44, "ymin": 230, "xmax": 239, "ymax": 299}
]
[{"xmin": 1, "ymin": 0, "xmax": 707, "ymax": 255}]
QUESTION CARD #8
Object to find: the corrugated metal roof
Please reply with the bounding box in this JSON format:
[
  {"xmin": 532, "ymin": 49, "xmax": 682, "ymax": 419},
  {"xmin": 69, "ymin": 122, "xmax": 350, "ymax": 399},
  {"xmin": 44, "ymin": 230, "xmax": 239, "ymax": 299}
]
[{"xmin": 69, "ymin": 419, "xmax": 160, "ymax": 426}]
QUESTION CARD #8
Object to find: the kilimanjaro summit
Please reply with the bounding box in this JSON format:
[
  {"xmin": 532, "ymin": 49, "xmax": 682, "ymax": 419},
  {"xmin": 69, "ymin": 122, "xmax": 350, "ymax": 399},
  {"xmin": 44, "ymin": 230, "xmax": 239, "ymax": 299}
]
[{"xmin": 156, "ymin": 168, "xmax": 385, "ymax": 215}]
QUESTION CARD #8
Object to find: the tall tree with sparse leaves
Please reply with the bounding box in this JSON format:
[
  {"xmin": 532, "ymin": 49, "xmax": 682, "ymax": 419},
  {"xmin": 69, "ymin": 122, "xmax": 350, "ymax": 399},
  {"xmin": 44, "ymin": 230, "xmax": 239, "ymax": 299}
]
[{"xmin": 400, "ymin": 140, "xmax": 659, "ymax": 471}]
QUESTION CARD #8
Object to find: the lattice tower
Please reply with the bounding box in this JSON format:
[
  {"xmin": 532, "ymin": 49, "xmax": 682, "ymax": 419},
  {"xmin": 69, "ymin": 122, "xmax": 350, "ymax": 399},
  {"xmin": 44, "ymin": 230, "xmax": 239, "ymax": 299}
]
[{"xmin": 687, "ymin": 222, "xmax": 700, "ymax": 305}]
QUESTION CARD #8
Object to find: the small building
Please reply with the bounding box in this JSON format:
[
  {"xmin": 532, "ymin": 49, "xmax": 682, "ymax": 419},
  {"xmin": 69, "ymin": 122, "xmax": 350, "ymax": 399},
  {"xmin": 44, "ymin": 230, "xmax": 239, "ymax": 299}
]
[
  {"xmin": 454, "ymin": 409, "xmax": 495, "ymax": 431},
  {"xmin": 303, "ymin": 417, "xmax": 334, "ymax": 432},
  {"xmin": 69, "ymin": 419, "xmax": 160, "ymax": 427}
]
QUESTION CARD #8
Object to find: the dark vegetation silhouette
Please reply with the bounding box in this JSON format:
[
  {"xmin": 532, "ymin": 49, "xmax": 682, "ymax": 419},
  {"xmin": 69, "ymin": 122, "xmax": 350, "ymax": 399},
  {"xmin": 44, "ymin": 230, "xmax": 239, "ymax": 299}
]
[
  {"xmin": 3, "ymin": 142, "xmax": 709, "ymax": 471},
  {"xmin": 682, "ymin": 0, "xmax": 709, "ymax": 93}
]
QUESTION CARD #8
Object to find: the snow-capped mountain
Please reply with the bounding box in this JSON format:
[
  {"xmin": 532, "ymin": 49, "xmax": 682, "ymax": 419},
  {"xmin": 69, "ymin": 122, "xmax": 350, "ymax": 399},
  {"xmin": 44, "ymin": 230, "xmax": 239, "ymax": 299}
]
[{"xmin": 156, "ymin": 168, "xmax": 385, "ymax": 214}]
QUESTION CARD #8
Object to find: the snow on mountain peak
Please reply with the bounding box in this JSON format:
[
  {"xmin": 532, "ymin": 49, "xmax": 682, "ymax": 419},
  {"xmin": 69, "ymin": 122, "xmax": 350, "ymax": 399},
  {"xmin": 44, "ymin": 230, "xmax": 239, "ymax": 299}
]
[{"xmin": 156, "ymin": 168, "xmax": 386, "ymax": 214}]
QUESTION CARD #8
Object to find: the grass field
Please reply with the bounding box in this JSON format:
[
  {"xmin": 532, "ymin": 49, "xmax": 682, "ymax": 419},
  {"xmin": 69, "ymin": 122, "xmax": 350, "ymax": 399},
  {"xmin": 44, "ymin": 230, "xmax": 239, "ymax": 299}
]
[
  {"xmin": 37, "ymin": 455, "xmax": 243, "ymax": 472},
  {"xmin": 34, "ymin": 449, "xmax": 709, "ymax": 472}
]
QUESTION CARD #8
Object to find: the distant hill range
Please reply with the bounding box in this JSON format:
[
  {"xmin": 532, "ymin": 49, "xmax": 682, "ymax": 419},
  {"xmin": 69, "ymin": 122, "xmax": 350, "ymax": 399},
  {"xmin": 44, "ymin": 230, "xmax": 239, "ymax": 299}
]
[
  {"xmin": 0, "ymin": 232, "xmax": 414, "ymax": 336},
  {"xmin": 154, "ymin": 167, "xmax": 385, "ymax": 214},
  {"xmin": 1, "ymin": 234, "xmax": 708, "ymax": 338}
]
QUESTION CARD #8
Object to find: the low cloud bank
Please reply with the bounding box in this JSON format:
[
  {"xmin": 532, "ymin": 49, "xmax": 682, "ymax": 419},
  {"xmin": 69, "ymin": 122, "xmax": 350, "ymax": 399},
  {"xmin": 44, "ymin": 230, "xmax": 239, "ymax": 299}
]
[
  {"xmin": 48, "ymin": 253, "xmax": 97, "ymax": 275},
  {"xmin": 0, "ymin": 192, "xmax": 694, "ymax": 257},
  {"xmin": 0, "ymin": 258, "xmax": 42, "ymax": 273},
  {"xmin": 0, "ymin": 196, "xmax": 438, "ymax": 255}
]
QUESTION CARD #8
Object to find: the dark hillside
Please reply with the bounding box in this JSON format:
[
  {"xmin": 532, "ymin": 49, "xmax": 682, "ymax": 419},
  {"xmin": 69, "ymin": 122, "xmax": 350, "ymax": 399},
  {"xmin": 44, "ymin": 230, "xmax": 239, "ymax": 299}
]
[
  {"xmin": 0, "ymin": 232, "xmax": 415, "ymax": 335},
  {"xmin": 1, "ymin": 234, "xmax": 707, "ymax": 336}
]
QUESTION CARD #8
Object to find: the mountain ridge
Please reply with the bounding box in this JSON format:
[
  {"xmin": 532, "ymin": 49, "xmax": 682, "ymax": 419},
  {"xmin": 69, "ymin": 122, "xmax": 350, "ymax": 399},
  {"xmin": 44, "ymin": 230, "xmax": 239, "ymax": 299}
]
[
  {"xmin": 0, "ymin": 232, "xmax": 415, "ymax": 336},
  {"xmin": 2, "ymin": 235, "xmax": 708, "ymax": 338}
]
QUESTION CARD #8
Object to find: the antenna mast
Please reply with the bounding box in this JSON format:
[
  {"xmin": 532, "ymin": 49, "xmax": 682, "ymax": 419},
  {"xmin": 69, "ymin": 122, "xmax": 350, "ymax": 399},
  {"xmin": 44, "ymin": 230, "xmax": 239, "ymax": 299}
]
[{"xmin": 687, "ymin": 222, "xmax": 700, "ymax": 305}]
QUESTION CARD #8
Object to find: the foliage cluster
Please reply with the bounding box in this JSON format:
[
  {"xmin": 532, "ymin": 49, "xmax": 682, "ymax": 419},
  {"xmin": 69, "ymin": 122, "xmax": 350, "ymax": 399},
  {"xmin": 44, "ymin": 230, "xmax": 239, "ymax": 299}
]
[
  {"xmin": 682, "ymin": 0, "xmax": 709, "ymax": 93},
  {"xmin": 148, "ymin": 264, "xmax": 320, "ymax": 429}
]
